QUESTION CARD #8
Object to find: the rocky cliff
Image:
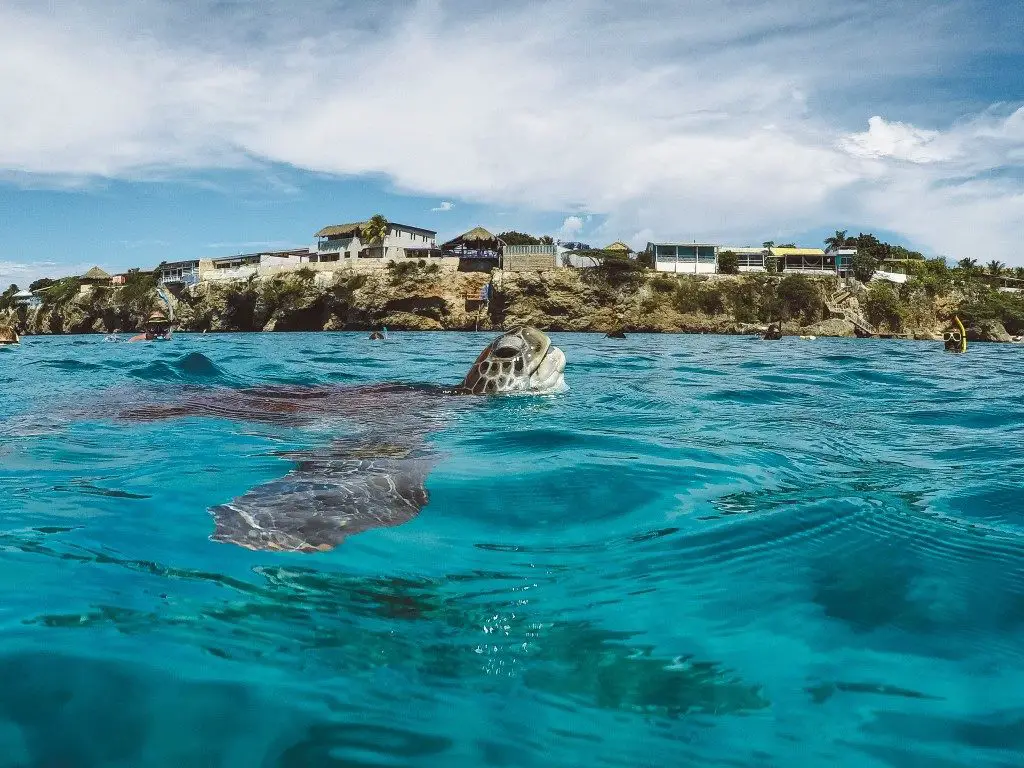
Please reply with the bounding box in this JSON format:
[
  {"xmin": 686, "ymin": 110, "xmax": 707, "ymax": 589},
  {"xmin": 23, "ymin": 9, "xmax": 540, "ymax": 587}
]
[{"xmin": 5, "ymin": 263, "xmax": 1019, "ymax": 342}]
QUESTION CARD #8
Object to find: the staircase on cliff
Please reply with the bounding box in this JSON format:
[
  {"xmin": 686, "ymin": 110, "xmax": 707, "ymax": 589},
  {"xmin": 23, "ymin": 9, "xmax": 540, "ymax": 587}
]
[
  {"xmin": 826, "ymin": 287, "xmax": 877, "ymax": 337},
  {"xmin": 463, "ymin": 273, "xmax": 494, "ymax": 331}
]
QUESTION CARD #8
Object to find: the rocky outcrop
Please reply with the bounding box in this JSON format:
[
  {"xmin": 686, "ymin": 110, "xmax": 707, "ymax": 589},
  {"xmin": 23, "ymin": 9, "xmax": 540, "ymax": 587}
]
[
  {"xmin": 966, "ymin": 319, "xmax": 1012, "ymax": 343},
  {"xmin": 14, "ymin": 266, "xmax": 1015, "ymax": 342}
]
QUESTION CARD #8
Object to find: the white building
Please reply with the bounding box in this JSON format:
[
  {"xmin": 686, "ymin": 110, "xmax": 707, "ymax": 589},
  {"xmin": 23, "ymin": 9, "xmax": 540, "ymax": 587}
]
[
  {"xmin": 156, "ymin": 260, "xmax": 201, "ymax": 286},
  {"xmin": 13, "ymin": 289, "xmax": 41, "ymax": 310},
  {"xmin": 312, "ymin": 221, "xmax": 438, "ymax": 263},
  {"xmin": 646, "ymin": 242, "xmax": 718, "ymax": 274},
  {"xmin": 719, "ymin": 246, "xmax": 768, "ymax": 272},
  {"xmin": 203, "ymin": 248, "xmax": 311, "ymax": 282}
]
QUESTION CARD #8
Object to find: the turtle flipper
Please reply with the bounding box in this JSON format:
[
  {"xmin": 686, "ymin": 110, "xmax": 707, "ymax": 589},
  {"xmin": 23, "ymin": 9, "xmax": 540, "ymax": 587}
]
[{"xmin": 208, "ymin": 439, "xmax": 438, "ymax": 552}]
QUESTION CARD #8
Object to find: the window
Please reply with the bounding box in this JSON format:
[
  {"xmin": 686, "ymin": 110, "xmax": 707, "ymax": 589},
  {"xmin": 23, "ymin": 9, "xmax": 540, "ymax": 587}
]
[{"xmin": 676, "ymin": 246, "xmax": 697, "ymax": 262}]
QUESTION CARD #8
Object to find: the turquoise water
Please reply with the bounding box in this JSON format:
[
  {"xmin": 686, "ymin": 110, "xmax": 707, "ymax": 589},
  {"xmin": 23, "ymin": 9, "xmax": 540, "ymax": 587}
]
[{"xmin": 1, "ymin": 331, "xmax": 1023, "ymax": 767}]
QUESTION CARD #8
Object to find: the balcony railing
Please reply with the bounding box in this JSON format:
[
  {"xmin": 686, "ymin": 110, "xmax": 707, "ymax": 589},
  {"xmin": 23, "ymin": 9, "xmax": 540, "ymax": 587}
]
[{"xmin": 318, "ymin": 239, "xmax": 353, "ymax": 252}]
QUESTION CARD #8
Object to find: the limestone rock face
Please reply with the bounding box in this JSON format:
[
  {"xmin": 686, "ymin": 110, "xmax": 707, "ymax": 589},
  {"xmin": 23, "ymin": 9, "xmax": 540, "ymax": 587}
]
[
  {"xmin": 12, "ymin": 266, "xmax": 1013, "ymax": 342},
  {"xmin": 966, "ymin": 319, "xmax": 1012, "ymax": 343}
]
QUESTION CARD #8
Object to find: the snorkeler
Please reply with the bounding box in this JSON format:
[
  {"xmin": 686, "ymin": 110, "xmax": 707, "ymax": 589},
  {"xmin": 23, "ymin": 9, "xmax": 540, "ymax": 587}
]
[
  {"xmin": 943, "ymin": 316, "xmax": 967, "ymax": 354},
  {"xmin": 761, "ymin": 322, "xmax": 783, "ymax": 340},
  {"xmin": 129, "ymin": 310, "xmax": 173, "ymax": 342}
]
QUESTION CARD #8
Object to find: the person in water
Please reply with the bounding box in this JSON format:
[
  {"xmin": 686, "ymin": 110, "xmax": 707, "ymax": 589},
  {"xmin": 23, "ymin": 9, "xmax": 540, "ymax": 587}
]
[
  {"xmin": 129, "ymin": 327, "xmax": 170, "ymax": 342},
  {"xmin": 943, "ymin": 315, "xmax": 967, "ymax": 353}
]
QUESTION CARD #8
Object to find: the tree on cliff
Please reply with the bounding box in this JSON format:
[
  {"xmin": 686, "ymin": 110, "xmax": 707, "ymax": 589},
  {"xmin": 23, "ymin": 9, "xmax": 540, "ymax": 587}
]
[
  {"xmin": 987, "ymin": 260, "xmax": 1006, "ymax": 276},
  {"xmin": 361, "ymin": 215, "xmax": 391, "ymax": 258},
  {"xmin": 824, "ymin": 230, "xmax": 849, "ymax": 252},
  {"xmin": 0, "ymin": 284, "xmax": 19, "ymax": 311},
  {"xmin": 851, "ymin": 252, "xmax": 879, "ymax": 283},
  {"xmin": 717, "ymin": 250, "xmax": 739, "ymax": 274},
  {"xmin": 29, "ymin": 277, "xmax": 55, "ymax": 292},
  {"xmin": 497, "ymin": 231, "xmax": 541, "ymax": 246}
]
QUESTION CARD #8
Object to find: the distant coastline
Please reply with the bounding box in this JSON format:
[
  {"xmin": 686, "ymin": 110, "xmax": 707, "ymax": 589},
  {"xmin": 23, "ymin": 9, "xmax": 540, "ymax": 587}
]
[{"xmin": 3, "ymin": 265, "xmax": 1022, "ymax": 344}]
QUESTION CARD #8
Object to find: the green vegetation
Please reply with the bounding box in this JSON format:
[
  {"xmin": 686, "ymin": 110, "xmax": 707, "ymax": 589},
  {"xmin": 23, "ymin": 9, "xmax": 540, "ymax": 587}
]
[
  {"xmin": 117, "ymin": 271, "xmax": 158, "ymax": 317},
  {"xmin": 386, "ymin": 259, "xmax": 441, "ymax": 285},
  {"xmin": 0, "ymin": 284, "xmax": 19, "ymax": 311},
  {"xmin": 665, "ymin": 273, "xmax": 830, "ymax": 325},
  {"xmin": 958, "ymin": 289, "xmax": 1024, "ymax": 335},
  {"xmin": 497, "ymin": 231, "xmax": 541, "ymax": 246},
  {"xmin": 362, "ymin": 214, "xmax": 390, "ymax": 256},
  {"xmin": 864, "ymin": 282, "xmax": 906, "ymax": 331},
  {"xmin": 40, "ymin": 277, "xmax": 82, "ymax": 306},
  {"xmin": 717, "ymin": 250, "xmax": 739, "ymax": 275},
  {"xmin": 776, "ymin": 274, "xmax": 830, "ymax": 324}
]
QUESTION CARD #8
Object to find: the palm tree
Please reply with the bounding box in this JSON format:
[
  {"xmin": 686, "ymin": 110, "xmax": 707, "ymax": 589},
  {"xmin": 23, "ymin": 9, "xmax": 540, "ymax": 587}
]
[
  {"xmin": 824, "ymin": 230, "xmax": 848, "ymax": 252},
  {"xmin": 987, "ymin": 260, "xmax": 1005, "ymax": 276},
  {"xmin": 361, "ymin": 214, "xmax": 390, "ymax": 259},
  {"xmin": 957, "ymin": 258, "xmax": 978, "ymax": 272},
  {"xmin": 1014, "ymin": 266, "xmax": 1024, "ymax": 280}
]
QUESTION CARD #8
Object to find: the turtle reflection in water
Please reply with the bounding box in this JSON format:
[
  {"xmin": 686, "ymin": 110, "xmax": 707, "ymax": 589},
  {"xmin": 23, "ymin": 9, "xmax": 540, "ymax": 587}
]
[{"xmin": 115, "ymin": 327, "xmax": 567, "ymax": 552}]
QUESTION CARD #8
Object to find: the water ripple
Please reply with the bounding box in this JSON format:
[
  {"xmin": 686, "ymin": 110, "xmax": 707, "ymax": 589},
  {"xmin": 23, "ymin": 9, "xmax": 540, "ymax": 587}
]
[{"xmin": 1, "ymin": 332, "xmax": 1022, "ymax": 766}]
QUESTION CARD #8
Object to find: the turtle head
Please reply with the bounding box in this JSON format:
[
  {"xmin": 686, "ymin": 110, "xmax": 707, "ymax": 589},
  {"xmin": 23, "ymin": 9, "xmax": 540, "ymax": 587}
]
[{"xmin": 460, "ymin": 327, "xmax": 566, "ymax": 395}]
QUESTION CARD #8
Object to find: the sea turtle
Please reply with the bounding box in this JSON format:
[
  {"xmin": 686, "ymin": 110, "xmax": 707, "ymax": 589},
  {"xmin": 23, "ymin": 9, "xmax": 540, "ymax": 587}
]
[{"xmin": 117, "ymin": 326, "xmax": 567, "ymax": 553}]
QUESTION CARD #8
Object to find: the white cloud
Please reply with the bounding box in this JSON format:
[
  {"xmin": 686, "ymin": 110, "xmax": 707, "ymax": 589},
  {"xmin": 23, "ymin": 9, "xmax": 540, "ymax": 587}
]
[
  {"xmin": 0, "ymin": 0, "xmax": 1022, "ymax": 261},
  {"xmin": 559, "ymin": 215, "xmax": 585, "ymax": 237},
  {"xmin": 841, "ymin": 116, "xmax": 947, "ymax": 163},
  {"xmin": 431, "ymin": 201, "xmax": 454, "ymax": 212}
]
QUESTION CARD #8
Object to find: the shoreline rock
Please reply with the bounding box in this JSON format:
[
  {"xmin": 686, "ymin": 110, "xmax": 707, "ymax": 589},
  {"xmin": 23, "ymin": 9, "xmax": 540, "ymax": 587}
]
[{"xmin": 7, "ymin": 269, "xmax": 1019, "ymax": 343}]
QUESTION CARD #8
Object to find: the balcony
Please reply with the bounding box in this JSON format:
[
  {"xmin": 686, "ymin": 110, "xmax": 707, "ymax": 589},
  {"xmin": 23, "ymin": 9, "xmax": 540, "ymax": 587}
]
[{"xmin": 317, "ymin": 238, "xmax": 354, "ymax": 253}]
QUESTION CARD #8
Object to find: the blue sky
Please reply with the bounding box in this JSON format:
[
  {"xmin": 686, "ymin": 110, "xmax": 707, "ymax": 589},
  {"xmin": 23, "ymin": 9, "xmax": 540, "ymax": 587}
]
[{"xmin": 1, "ymin": 0, "xmax": 1022, "ymax": 286}]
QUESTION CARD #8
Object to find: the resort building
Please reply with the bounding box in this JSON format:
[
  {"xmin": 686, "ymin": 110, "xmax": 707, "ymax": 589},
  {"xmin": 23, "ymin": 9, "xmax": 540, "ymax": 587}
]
[
  {"xmin": 834, "ymin": 248, "xmax": 856, "ymax": 276},
  {"xmin": 202, "ymin": 248, "xmax": 312, "ymax": 281},
  {"xmin": 13, "ymin": 289, "xmax": 40, "ymax": 310},
  {"xmin": 719, "ymin": 247, "xmax": 769, "ymax": 272},
  {"xmin": 156, "ymin": 260, "xmax": 201, "ymax": 286},
  {"xmin": 77, "ymin": 266, "xmax": 112, "ymax": 295},
  {"xmin": 80, "ymin": 266, "xmax": 112, "ymax": 286},
  {"xmin": 646, "ymin": 242, "xmax": 718, "ymax": 274},
  {"xmin": 440, "ymin": 227, "xmax": 504, "ymax": 270},
  {"xmin": 312, "ymin": 221, "xmax": 438, "ymax": 263},
  {"xmin": 767, "ymin": 247, "xmax": 838, "ymax": 274}
]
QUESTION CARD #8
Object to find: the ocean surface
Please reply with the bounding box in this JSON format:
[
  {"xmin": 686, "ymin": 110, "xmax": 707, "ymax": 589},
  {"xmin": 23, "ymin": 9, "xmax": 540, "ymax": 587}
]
[{"xmin": 1, "ymin": 331, "xmax": 1022, "ymax": 767}]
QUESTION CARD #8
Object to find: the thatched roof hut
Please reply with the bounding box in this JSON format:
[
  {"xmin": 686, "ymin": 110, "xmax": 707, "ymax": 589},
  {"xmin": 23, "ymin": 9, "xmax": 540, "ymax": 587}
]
[
  {"xmin": 604, "ymin": 241, "xmax": 632, "ymax": 253},
  {"xmin": 314, "ymin": 222, "xmax": 365, "ymax": 238},
  {"xmin": 441, "ymin": 226, "xmax": 505, "ymax": 259},
  {"xmin": 81, "ymin": 266, "xmax": 111, "ymax": 284}
]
